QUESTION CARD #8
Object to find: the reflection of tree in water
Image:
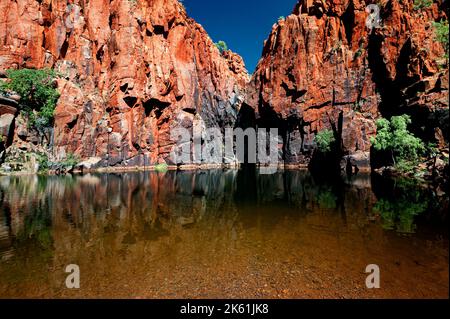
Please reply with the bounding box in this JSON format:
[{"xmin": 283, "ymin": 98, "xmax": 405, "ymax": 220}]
[
  {"xmin": 373, "ymin": 179, "xmax": 429, "ymax": 234},
  {"xmin": 0, "ymin": 201, "xmax": 54, "ymax": 286},
  {"xmin": 317, "ymin": 187, "xmax": 338, "ymax": 209},
  {"xmin": 374, "ymin": 199, "xmax": 427, "ymax": 234},
  {"xmin": 16, "ymin": 202, "xmax": 53, "ymax": 252}
]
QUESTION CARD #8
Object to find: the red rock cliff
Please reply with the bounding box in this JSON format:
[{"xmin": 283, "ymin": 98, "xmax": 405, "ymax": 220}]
[
  {"xmin": 245, "ymin": 0, "xmax": 448, "ymax": 168},
  {"xmin": 0, "ymin": 0, "xmax": 448, "ymax": 171},
  {"xmin": 0, "ymin": 0, "xmax": 249, "ymax": 167}
]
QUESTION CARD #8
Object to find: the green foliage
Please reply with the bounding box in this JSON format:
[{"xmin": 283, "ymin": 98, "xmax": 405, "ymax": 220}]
[
  {"xmin": 17, "ymin": 203, "xmax": 53, "ymax": 249},
  {"xmin": 37, "ymin": 153, "xmax": 79, "ymax": 172},
  {"xmin": 61, "ymin": 153, "xmax": 79, "ymax": 168},
  {"xmin": 426, "ymin": 142, "xmax": 439, "ymax": 159},
  {"xmin": 0, "ymin": 68, "xmax": 59, "ymax": 129},
  {"xmin": 371, "ymin": 115, "xmax": 425, "ymax": 166},
  {"xmin": 155, "ymin": 163, "xmax": 168, "ymax": 173},
  {"xmin": 37, "ymin": 153, "xmax": 50, "ymax": 172},
  {"xmin": 315, "ymin": 130, "xmax": 335, "ymax": 153},
  {"xmin": 394, "ymin": 160, "xmax": 418, "ymax": 174},
  {"xmin": 215, "ymin": 40, "xmax": 228, "ymax": 54},
  {"xmin": 433, "ymin": 19, "xmax": 449, "ymax": 61},
  {"xmin": 413, "ymin": 0, "xmax": 433, "ymax": 10}
]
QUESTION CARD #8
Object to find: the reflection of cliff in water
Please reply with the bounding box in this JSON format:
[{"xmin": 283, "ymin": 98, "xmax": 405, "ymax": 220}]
[
  {"xmin": 0, "ymin": 170, "xmax": 447, "ymax": 261},
  {"xmin": 0, "ymin": 170, "xmax": 448, "ymax": 298}
]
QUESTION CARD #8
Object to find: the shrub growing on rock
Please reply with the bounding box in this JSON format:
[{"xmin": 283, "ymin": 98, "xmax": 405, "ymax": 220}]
[
  {"xmin": 314, "ymin": 129, "xmax": 335, "ymax": 153},
  {"xmin": 215, "ymin": 41, "xmax": 228, "ymax": 54},
  {"xmin": 0, "ymin": 68, "xmax": 60, "ymax": 130},
  {"xmin": 371, "ymin": 115, "xmax": 425, "ymax": 168},
  {"xmin": 37, "ymin": 152, "xmax": 79, "ymax": 173}
]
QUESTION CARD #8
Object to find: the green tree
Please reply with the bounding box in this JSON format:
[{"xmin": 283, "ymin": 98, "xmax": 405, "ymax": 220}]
[
  {"xmin": 215, "ymin": 40, "xmax": 228, "ymax": 54},
  {"xmin": 0, "ymin": 68, "xmax": 60, "ymax": 129},
  {"xmin": 155, "ymin": 162, "xmax": 168, "ymax": 173},
  {"xmin": 315, "ymin": 129, "xmax": 335, "ymax": 153},
  {"xmin": 371, "ymin": 115, "xmax": 425, "ymax": 166},
  {"xmin": 37, "ymin": 153, "xmax": 50, "ymax": 172},
  {"xmin": 63, "ymin": 153, "xmax": 79, "ymax": 168}
]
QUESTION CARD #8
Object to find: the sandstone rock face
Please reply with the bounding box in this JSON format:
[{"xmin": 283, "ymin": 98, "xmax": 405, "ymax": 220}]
[
  {"xmin": 245, "ymin": 0, "xmax": 449, "ymax": 167},
  {"xmin": 0, "ymin": 0, "xmax": 448, "ymax": 171},
  {"xmin": 0, "ymin": 0, "xmax": 249, "ymax": 167}
]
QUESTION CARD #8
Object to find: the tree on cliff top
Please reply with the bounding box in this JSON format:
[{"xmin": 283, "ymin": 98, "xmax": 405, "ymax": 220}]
[
  {"xmin": 215, "ymin": 41, "xmax": 228, "ymax": 54},
  {"xmin": 0, "ymin": 68, "xmax": 59, "ymax": 130}
]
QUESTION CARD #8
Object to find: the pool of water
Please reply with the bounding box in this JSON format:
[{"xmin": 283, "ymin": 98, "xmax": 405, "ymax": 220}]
[{"xmin": 0, "ymin": 169, "xmax": 448, "ymax": 298}]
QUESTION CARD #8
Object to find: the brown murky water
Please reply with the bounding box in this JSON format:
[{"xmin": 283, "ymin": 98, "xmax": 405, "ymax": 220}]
[{"xmin": 0, "ymin": 169, "xmax": 448, "ymax": 298}]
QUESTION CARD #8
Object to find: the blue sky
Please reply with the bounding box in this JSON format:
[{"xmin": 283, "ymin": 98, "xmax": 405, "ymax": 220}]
[{"xmin": 183, "ymin": 0, "xmax": 297, "ymax": 73}]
